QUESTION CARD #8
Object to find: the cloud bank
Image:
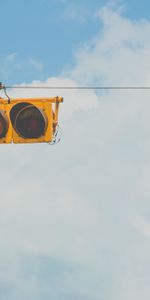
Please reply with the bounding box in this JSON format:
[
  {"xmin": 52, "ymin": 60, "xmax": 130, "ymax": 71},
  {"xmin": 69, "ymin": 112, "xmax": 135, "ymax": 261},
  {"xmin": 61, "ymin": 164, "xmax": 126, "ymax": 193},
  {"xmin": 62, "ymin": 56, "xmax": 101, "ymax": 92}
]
[{"xmin": 1, "ymin": 4, "xmax": 150, "ymax": 300}]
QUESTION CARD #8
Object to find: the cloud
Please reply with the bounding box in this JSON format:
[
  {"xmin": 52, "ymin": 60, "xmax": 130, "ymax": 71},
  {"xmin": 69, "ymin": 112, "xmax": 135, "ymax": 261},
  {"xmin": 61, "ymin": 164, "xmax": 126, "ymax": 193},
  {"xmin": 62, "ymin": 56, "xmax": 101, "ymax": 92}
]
[
  {"xmin": 1, "ymin": 4, "xmax": 150, "ymax": 300},
  {"xmin": 68, "ymin": 5, "xmax": 150, "ymax": 86},
  {"xmin": 63, "ymin": 2, "xmax": 89, "ymax": 22},
  {"xmin": 29, "ymin": 59, "xmax": 44, "ymax": 71},
  {"xmin": 6, "ymin": 53, "xmax": 18, "ymax": 63},
  {"xmin": 0, "ymin": 55, "xmax": 45, "ymax": 83}
]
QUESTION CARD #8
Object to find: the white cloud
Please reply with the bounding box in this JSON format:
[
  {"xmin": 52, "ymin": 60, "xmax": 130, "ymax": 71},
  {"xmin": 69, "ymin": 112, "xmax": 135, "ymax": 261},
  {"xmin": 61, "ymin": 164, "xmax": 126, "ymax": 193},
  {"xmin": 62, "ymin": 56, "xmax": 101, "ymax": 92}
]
[
  {"xmin": 6, "ymin": 53, "xmax": 18, "ymax": 63},
  {"xmin": 63, "ymin": 2, "xmax": 89, "ymax": 22},
  {"xmin": 0, "ymin": 55, "xmax": 44, "ymax": 82},
  {"xmin": 68, "ymin": 5, "xmax": 150, "ymax": 86},
  {"xmin": 1, "ymin": 4, "xmax": 150, "ymax": 300},
  {"xmin": 29, "ymin": 58, "xmax": 44, "ymax": 71}
]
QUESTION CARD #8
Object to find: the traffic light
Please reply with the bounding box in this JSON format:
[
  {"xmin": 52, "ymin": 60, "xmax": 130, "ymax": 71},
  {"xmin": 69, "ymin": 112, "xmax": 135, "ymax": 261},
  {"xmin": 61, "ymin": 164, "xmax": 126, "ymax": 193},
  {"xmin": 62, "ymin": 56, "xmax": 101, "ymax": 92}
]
[
  {"xmin": 0, "ymin": 96, "xmax": 63, "ymax": 144},
  {"xmin": 0, "ymin": 102, "xmax": 12, "ymax": 143}
]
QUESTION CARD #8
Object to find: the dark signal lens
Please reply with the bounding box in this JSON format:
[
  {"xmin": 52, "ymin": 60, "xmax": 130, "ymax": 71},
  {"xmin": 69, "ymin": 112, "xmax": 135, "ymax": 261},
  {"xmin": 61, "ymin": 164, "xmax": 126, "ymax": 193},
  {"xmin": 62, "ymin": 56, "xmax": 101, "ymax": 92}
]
[
  {"xmin": 15, "ymin": 105, "xmax": 48, "ymax": 138},
  {"xmin": 0, "ymin": 111, "xmax": 9, "ymax": 138}
]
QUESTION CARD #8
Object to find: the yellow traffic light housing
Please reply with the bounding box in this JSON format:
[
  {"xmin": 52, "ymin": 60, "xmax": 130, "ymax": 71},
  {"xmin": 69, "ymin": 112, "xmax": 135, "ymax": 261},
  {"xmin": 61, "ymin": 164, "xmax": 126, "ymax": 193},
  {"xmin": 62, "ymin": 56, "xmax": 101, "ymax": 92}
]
[
  {"xmin": 0, "ymin": 103, "xmax": 12, "ymax": 143},
  {"xmin": 0, "ymin": 96, "xmax": 63, "ymax": 144}
]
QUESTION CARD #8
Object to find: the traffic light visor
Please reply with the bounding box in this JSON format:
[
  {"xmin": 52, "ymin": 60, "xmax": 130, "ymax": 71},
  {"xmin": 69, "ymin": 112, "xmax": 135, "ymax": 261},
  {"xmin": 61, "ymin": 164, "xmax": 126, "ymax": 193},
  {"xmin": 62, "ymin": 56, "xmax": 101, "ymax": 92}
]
[
  {"xmin": 10, "ymin": 102, "xmax": 48, "ymax": 139},
  {"xmin": 0, "ymin": 110, "xmax": 9, "ymax": 138}
]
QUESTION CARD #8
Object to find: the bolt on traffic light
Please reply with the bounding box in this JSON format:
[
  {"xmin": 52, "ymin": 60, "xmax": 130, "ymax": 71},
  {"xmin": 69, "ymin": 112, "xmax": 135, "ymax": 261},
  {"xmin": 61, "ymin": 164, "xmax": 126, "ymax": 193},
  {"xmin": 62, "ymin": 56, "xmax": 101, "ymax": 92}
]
[{"xmin": 0, "ymin": 96, "xmax": 63, "ymax": 144}]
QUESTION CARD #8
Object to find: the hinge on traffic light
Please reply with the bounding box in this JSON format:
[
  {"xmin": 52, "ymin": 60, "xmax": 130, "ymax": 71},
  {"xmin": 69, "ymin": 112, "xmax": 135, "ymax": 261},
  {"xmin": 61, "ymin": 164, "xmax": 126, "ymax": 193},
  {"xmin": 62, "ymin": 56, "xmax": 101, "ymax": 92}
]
[
  {"xmin": 0, "ymin": 83, "xmax": 11, "ymax": 104},
  {"xmin": 48, "ymin": 124, "xmax": 62, "ymax": 145},
  {"xmin": 0, "ymin": 82, "xmax": 4, "ymax": 90}
]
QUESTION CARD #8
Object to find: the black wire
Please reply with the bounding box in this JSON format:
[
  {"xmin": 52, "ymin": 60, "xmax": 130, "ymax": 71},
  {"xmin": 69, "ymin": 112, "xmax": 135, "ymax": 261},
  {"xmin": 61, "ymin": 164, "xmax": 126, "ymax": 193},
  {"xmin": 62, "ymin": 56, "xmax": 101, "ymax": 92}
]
[
  {"xmin": 3, "ymin": 87, "xmax": 11, "ymax": 103},
  {"xmin": 4, "ymin": 86, "xmax": 150, "ymax": 90}
]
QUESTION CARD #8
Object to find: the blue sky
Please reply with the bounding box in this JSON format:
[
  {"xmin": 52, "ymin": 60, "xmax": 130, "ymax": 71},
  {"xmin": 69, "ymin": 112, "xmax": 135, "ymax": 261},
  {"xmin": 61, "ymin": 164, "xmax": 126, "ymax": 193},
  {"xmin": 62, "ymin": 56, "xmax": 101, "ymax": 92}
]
[
  {"xmin": 0, "ymin": 0, "xmax": 103, "ymax": 83},
  {"xmin": 1, "ymin": 0, "xmax": 150, "ymax": 84},
  {"xmin": 1, "ymin": 1, "xmax": 150, "ymax": 300}
]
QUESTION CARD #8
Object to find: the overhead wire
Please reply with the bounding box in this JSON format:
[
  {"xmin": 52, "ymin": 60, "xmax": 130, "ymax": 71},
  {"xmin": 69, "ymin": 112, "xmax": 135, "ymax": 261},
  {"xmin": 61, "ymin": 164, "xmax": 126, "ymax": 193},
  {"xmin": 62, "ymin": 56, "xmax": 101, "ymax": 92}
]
[
  {"xmin": 1, "ymin": 82, "xmax": 150, "ymax": 90},
  {"xmin": 4, "ymin": 85, "xmax": 150, "ymax": 90},
  {"xmin": 3, "ymin": 86, "xmax": 11, "ymax": 103}
]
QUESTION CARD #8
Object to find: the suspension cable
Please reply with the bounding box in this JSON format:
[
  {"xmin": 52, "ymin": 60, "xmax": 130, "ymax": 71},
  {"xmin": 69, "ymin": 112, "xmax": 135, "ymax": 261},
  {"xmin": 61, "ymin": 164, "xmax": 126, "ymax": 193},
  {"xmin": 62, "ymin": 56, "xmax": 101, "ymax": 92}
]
[{"xmin": 4, "ymin": 85, "xmax": 150, "ymax": 90}]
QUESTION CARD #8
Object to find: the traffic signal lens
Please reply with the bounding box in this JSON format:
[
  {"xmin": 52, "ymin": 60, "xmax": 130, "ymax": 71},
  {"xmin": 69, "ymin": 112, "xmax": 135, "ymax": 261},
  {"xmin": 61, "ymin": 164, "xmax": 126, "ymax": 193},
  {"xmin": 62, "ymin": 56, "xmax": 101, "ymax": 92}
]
[
  {"xmin": 15, "ymin": 105, "xmax": 48, "ymax": 138},
  {"xmin": 0, "ymin": 111, "xmax": 9, "ymax": 138},
  {"xmin": 10, "ymin": 102, "xmax": 48, "ymax": 139}
]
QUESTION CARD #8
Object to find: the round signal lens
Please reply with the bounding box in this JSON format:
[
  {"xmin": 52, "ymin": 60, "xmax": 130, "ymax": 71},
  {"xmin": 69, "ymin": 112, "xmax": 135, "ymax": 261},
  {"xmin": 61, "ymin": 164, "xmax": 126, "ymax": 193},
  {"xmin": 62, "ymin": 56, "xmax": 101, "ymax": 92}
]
[
  {"xmin": 15, "ymin": 105, "xmax": 47, "ymax": 138},
  {"xmin": 0, "ymin": 111, "xmax": 9, "ymax": 138}
]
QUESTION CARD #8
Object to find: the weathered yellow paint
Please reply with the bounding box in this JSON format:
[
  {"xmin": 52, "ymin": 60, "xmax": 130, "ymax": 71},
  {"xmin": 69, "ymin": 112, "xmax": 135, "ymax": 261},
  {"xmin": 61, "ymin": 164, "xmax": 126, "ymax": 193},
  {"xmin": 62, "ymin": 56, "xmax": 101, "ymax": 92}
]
[
  {"xmin": 0, "ymin": 96, "xmax": 63, "ymax": 144},
  {"xmin": 0, "ymin": 103, "xmax": 13, "ymax": 144}
]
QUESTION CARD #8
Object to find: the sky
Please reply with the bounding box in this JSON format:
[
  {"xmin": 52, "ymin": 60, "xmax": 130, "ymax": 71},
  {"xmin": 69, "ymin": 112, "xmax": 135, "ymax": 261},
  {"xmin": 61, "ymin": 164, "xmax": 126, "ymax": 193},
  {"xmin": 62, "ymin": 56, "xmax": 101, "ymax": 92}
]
[{"xmin": 1, "ymin": 0, "xmax": 150, "ymax": 299}]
